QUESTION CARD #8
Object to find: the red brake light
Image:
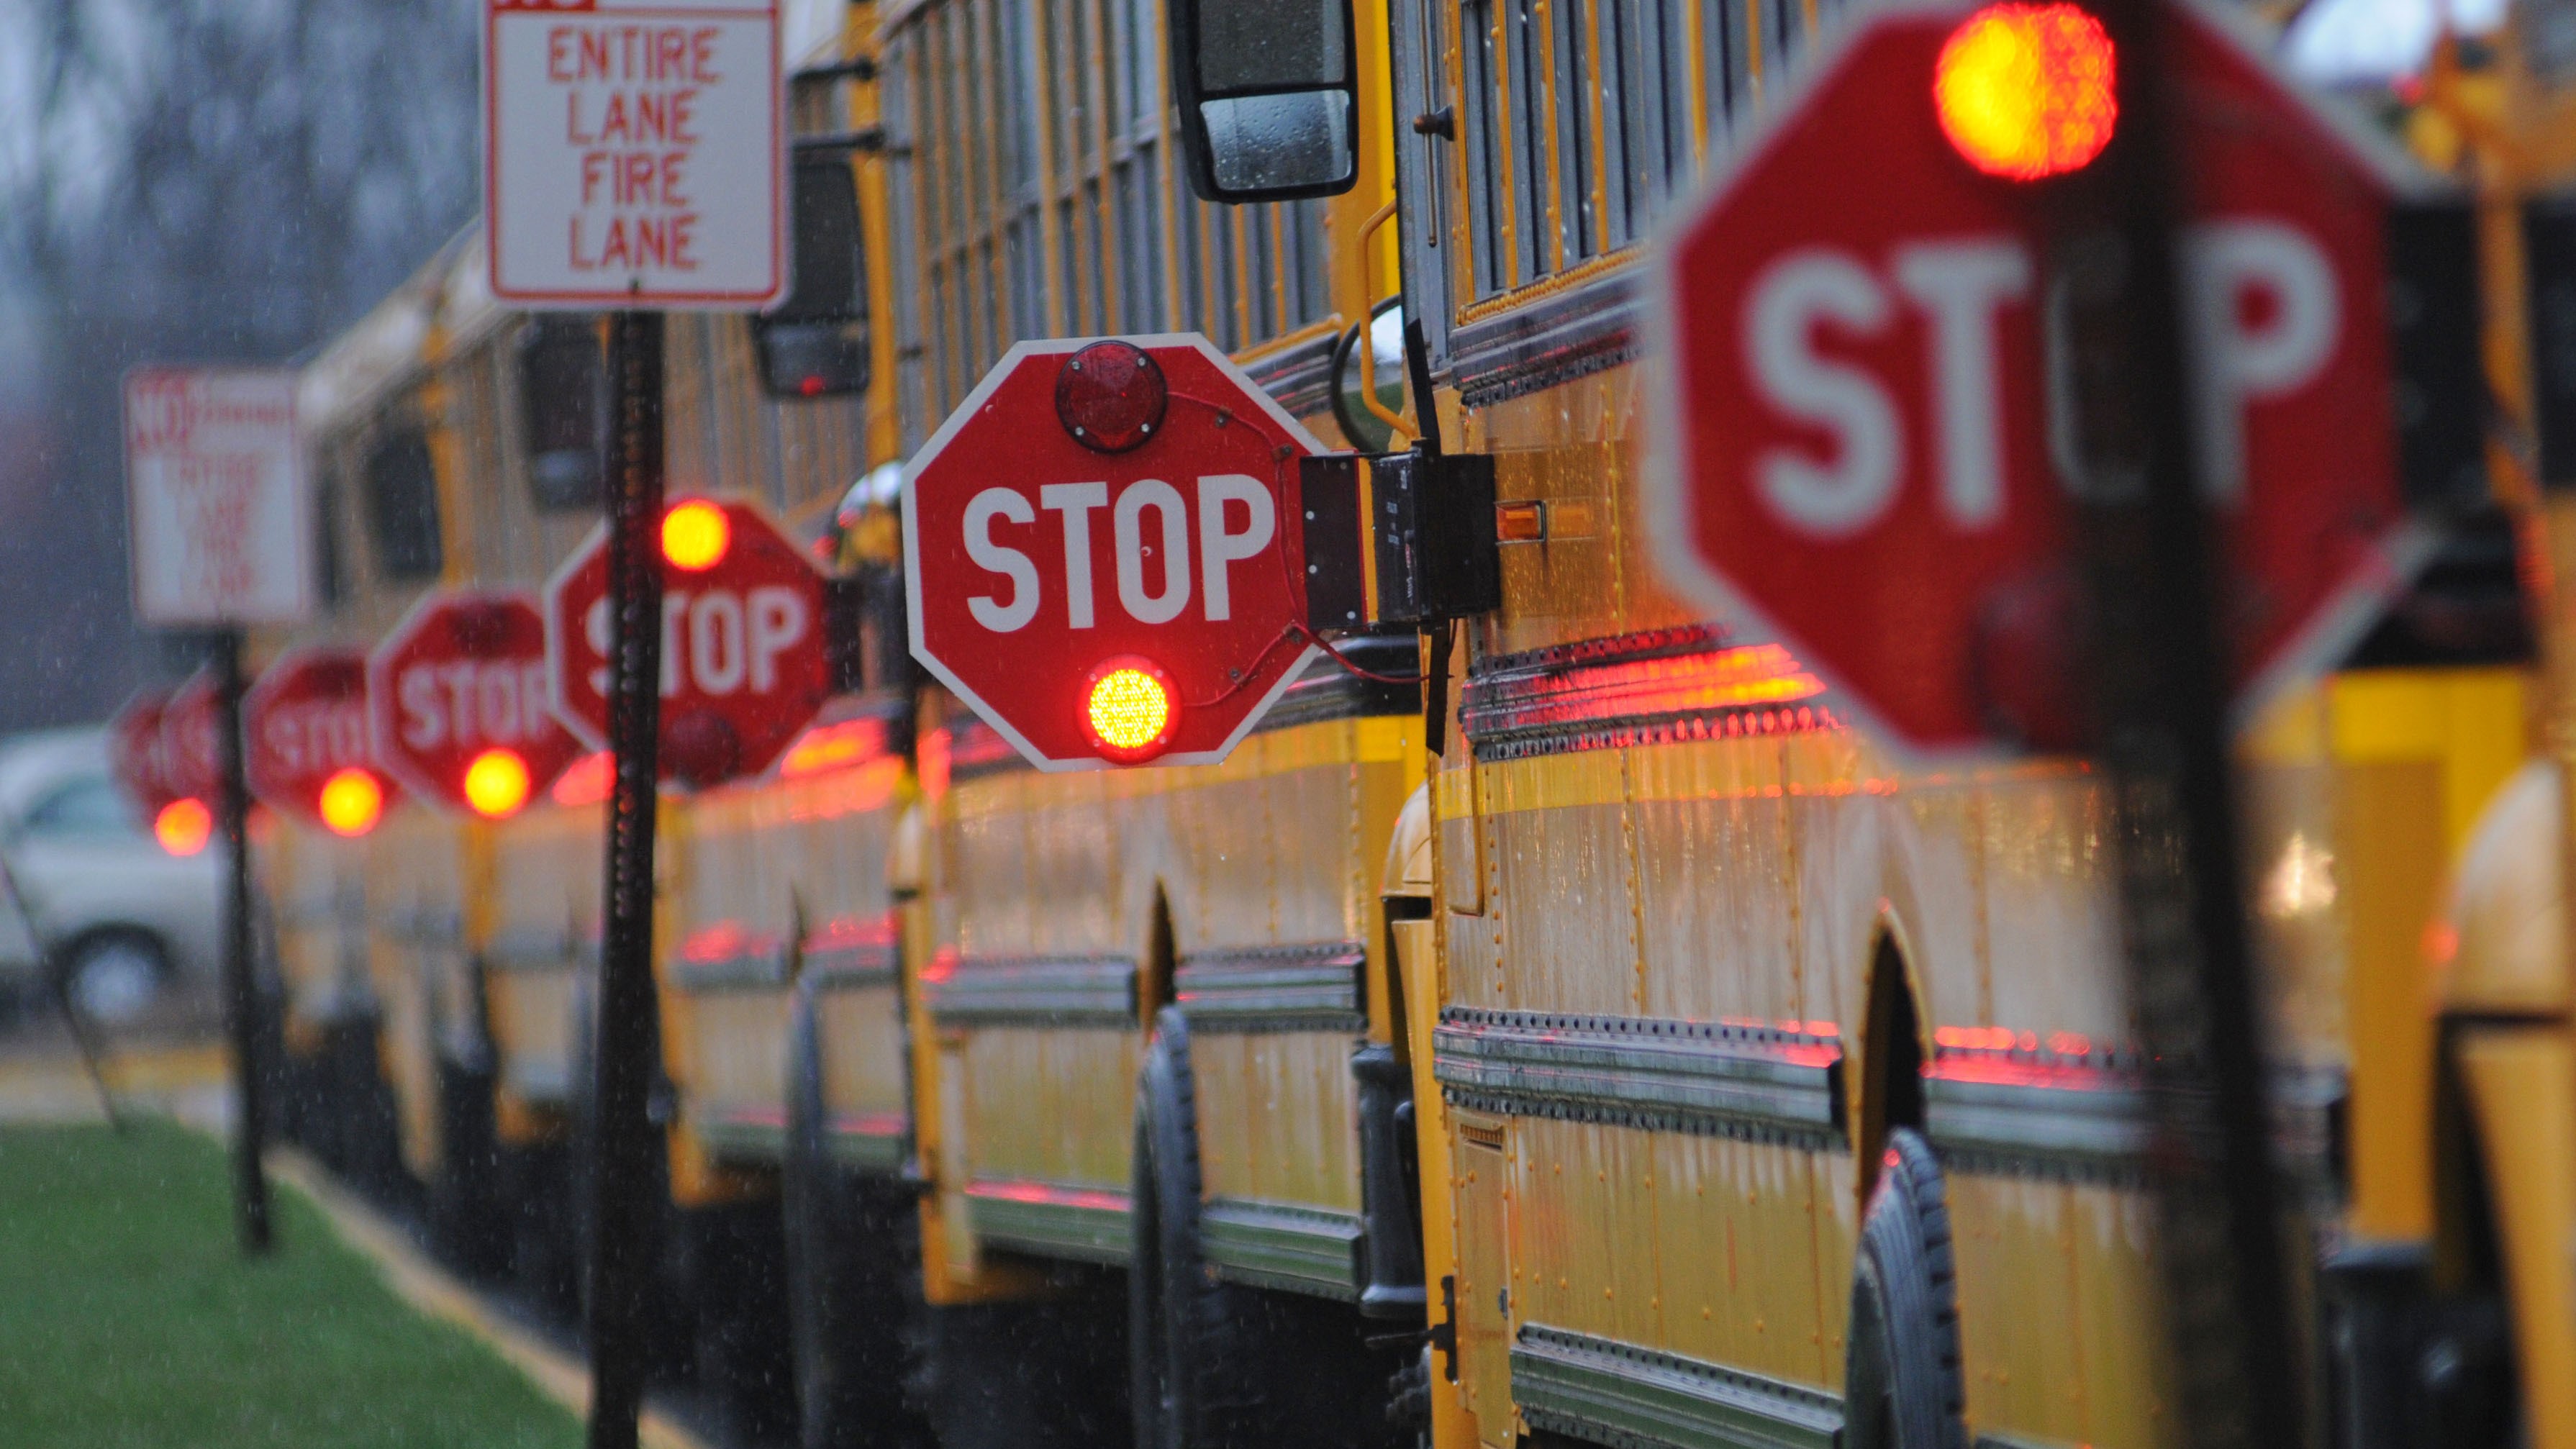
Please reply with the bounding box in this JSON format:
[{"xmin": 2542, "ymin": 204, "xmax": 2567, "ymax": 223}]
[
  {"xmin": 1083, "ymin": 656, "xmax": 1178, "ymax": 762},
  {"xmin": 1934, "ymin": 4, "xmax": 2117, "ymax": 181},
  {"xmin": 1056, "ymin": 341, "xmax": 1168, "ymax": 453}
]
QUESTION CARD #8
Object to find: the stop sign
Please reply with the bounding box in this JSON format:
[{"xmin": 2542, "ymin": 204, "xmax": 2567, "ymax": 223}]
[
  {"xmin": 904, "ymin": 335, "xmax": 1325, "ymax": 770},
  {"xmin": 1647, "ymin": 0, "xmax": 2450, "ymax": 757},
  {"xmin": 369, "ymin": 589, "xmax": 581, "ymax": 817},
  {"xmin": 245, "ymin": 646, "xmax": 402, "ymax": 833},
  {"xmin": 109, "ymin": 689, "xmax": 180, "ymax": 814},
  {"xmin": 543, "ymin": 496, "xmax": 833, "ymax": 786},
  {"xmin": 162, "ymin": 670, "xmax": 225, "ymax": 803}
]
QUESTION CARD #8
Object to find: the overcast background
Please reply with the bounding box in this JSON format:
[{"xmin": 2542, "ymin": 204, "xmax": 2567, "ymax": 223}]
[{"xmin": 0, "ymin": 0, "xmax": 477, "ymax": 733}]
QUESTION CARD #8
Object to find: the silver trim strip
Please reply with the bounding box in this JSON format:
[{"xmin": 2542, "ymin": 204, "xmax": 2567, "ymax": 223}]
[
  {"xmin": 964, "ymin": 1179, "xmax": 1133, "ymax": 1265},
  {"xmin": 1174, "ymin": 942, "xmax": 1366, "ymax": 1032},
  {"xmin": 1199, "ymin": 1198, "xmax": 1362, "ymax": 1300},
  {"xmin": 1512, "ymin": 1323, "xmax": 1842, "ymax": 1449},
  {"xmin": 925, "ymin": 954, "xmax": 1137, "ymax": 1027},
  {"xmin": 1433, "ymin": 1009, "xmax": 1843, "ymax": 1142}
]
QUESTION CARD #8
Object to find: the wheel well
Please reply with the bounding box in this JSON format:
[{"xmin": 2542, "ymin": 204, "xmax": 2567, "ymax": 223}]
[
  {"xmin": 1138, "ymin": 889, "xmax": 1176, "ymax": 1026},
  {"xmin": 1854, "ymin": 932, "xmax": 1926, "ymax": 1204}
]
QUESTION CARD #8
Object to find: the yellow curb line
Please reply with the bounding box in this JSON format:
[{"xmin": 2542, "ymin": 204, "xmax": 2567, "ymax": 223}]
[{"xmin": 268, "ymin": 1148, "xmax": 716, "ymax": 1449}]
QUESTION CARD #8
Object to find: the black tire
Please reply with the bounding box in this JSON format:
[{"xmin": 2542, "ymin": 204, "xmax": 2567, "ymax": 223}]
[
  {"xmin": 677, "ymin": 1200, "xmax": 800, "ymax": 1444},
  {"xmin": 917, "ymin": 1289, "xmax": 1131, "ymax": 1448},
  {"xmin": 782, "ymin": 981, "xmax": 935, "ymax": 1449},
  {"xmin": 1131, "ymin": 1008, "xmax": 1403, "ymax": 1449},
  {"xmin": 1844, "ymin": 1128, "xmax": 1967, "ymax": 1449},
  {"xmin": 427, "ymin": 1054, "xmax": 508, "ymax": 1278},
  {"xmin": 58, "ymin": 928, "xmax": 169, "ymax": 1029}
]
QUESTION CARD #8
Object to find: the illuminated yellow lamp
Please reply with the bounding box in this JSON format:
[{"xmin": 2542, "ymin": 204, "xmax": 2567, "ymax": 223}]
[
  {"xmin": 317, "ymin": 767, "xmax": 386, "ymax": 837},
  {"xmin": 463, "ymin": 748, "xmax": 533, "ymax": 819},
  {"xmin": 155, "ymin": 797, "xmax": 213, "ymax": 857},
  {"xmin": 1933, "ymin": 3, "xmax": 2118, "ymax": 181},
  {"xmin": 661, "ymin": 499, "xmax": 732, "ymax": 572},
  {"xmin": 1083, "ymin": 658, "xmax": 1177, "ymax": 760}
]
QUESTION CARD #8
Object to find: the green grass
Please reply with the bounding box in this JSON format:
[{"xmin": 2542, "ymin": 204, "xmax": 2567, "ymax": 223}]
[{"xmin": 0, "ymin": 1120, "xmax": 583, "ymax": 1449}]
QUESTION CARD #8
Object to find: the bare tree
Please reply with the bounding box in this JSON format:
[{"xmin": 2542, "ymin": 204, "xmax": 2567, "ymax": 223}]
[{"xmin": 0, "ymin": 0, "xmax": 478, "ymax": 727}]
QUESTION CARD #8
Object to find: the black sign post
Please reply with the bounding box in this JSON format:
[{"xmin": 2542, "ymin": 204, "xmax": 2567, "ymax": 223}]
[
  {"xmin": 2048, "ymin": 6, "xmax": 2303, "ymax": 1445},
  {"xmin": 214, "ymin": 627, "xmax": 273, "ymax": 1255},
  {"xmin": 584, "ymin": 310, "xmax": 668, "ymax": 1449}
]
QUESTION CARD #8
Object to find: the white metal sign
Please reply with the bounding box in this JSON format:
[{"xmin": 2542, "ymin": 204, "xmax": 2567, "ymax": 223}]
[
  {"xmin": 124, "ymin": 368, "xmax": 314, "ymax": 627},
  {"xmin": 484, "ymin": 0, "xmax": 786, "ymax": 309}
]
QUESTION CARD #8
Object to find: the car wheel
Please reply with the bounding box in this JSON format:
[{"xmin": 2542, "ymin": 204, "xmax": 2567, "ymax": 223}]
[{"xmin": 63, "ymin": 932, "xmax": 167, "ymax": 1027}]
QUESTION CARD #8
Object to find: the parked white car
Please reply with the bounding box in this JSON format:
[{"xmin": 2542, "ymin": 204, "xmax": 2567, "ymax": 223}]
[{"xmin": 0, "ymin": 728, "xmax": 222, "ymax": 1025}]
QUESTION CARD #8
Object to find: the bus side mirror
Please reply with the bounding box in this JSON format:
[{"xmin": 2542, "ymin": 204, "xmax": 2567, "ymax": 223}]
[
  {"xmin": 1169, "ymin": 0, "xmax": 1360, "ymax": 203},
  {"xmin": 756, "ymin": 156, "xmax": 871, "ymax": 399}
]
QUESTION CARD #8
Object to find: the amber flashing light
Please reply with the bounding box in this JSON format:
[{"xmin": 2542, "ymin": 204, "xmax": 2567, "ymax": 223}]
[
  {"xmin": 155, "ymin": 798, "xmax": 212, "ymax": 857},
  {"xmin": 1933, "ymin": 3, "xmax": 2117, "ymax": 181},
  {"xmin": 463, "ymin": 748, "xmax": 534, "ymax": 819},
  {"xmin": 317, "ymin": 767, "xmax": 386, "ymax": 837},
  {"xmin": 662, "ymin": 499, "xmax": 733, "ymax": 571},
  {"xmin": 1083, "ymin": 657, "xmax": 1177, "ymax": 760}
]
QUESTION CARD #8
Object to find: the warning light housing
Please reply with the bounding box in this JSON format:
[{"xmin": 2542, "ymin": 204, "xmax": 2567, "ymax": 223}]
[
  {"xmin": 662, "ymin": 499, "xmax": 733, "ymax": 572},
  {"xmin": 1934, "ymin": 3, "xmax": 2117, "ymax": 180},
  {"xmin": 155, "ymin": 798, "xmax": 212, "ymax": 857},
  {"xmin": 317, "ymin": 767, "xmax": 386, "ymax": 838},
  {"xmin": 463, "ymin": 748, "xmax": 534, "ymax": 819},
  {"xmin": 1056, "ymin": 341, "xmax": 1169, "ymax": 453},
  {"xmin": 1082, "ymin": 656, "xmax": 1179, "ymax": 762}
]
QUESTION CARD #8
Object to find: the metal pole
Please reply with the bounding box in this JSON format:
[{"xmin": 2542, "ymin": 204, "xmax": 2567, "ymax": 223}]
[
  {"xmin": 215, "ymin": 627, "xmax": 272, "ymax": 1255},
  {"xmin": 2047, "ymin": 4, "xmax": 2302, "ymax": 1445},
  {"xmin": 585, "ymin": 309, "xmax": 667, "ymax": 1449}
]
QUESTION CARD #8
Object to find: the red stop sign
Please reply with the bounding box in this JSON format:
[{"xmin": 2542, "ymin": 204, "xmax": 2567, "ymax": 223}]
[
  {"xmin": 245, "ymin": 646, "xmax": 402, "ymax": 832},
  {"xmin": 162, "ymin": 670, "xmax": 225, "ymax": 804},
  {"xmin": 368, "ymin": 590, "xmax": 581, "ymax": 817},
  {"xmin": 543, "ymin": 496, "xmax": 833, "ymax": 786},
  {"xmin": 1647, "ymin": 0, "xmax": 2444, "ymax": 758},
  {"xmin": 109, "ymin": 689, "xmax": 180, "ymax": 814},
  {"xmin": 904, "ymin": 336, "xmax": 1325, "ymax": 770}
]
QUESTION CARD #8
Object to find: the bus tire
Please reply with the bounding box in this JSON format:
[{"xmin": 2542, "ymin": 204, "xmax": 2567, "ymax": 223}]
[
  {"xmin": 783, "ymin": 980, "xmax": 935, "ymax": 1449},
  {"xmin": 1132, "ymin": 1007, "xmax": 1264, "ymax": 1449},
  {"xmin": 1843, "ymin": 1128, "xmax": 1966, "ymax": 1449}
]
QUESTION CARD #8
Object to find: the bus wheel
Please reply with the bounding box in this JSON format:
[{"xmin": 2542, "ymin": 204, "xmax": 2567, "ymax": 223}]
[
  {"xmin": 1132, "ymin": 1007, "xmax": 1261, "ymax": 1449},
  {"xmin": 1843, "ymin": 1128, "xmax": 1966, "ymax": 1449},
  {"xmin": 783, "ymin": 983, "xmax": 935, "ymax": 1449}
]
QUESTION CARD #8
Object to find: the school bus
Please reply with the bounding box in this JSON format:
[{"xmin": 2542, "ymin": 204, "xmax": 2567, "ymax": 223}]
[{"xmin": 258, "ymin": 0, "xmax": 2576, "ymax": 1446}]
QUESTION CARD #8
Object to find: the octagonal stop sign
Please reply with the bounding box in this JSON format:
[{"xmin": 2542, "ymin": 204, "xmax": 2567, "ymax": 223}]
[
  {"xmin": 369, "ymin": 590, "xmax": 581, "ymax": 819},
  {"xmin": 543, "ymin": 496, "xmax": 833, "ymax": 786},
  {"xmin": 161, "ymin": 670, "xmax": 225, "ymax": 804},
  {"xmin": 245, "ymin": 646, "xmax": 402, "ymax": 835},
  {"xmin": 109, "ymin": 689, "xmax": 180, "ymax": 814},
  {"xmin": 904, "ymin": 335, "xmax": 1326, "ymax": 770},
  {"xmin": 1646, "ymin": 0, "xmax": 2471, "ymax": 758}
]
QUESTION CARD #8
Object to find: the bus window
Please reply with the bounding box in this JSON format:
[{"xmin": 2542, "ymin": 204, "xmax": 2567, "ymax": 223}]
[
  {"xmin": 363, "ymin": 427, "xmax": 441, "ymax": 582},
  {"xmin": 755, "ymin": 156, "xmax": 871, "ymax": 399},
  {"xmin": 516, "ymin": 317, "xmax": 604, "ymax": 511},
  {"xmin": 314, "ymin": 468, "xmax": 347, "ymax": 607}
]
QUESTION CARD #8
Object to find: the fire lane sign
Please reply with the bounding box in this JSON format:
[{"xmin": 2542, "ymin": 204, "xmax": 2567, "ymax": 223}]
[
  {"xmin": 484, "ymin": 0, "xmax": 785, "ymax": 309},
  {"xmin": 124, "ymin": 369, "xmax": 312, "ymax": 627}
]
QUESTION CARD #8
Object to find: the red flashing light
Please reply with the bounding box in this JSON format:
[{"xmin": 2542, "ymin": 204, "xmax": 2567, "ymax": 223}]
[
  {"xmin": 155, "ymin": 798, "xmax": 212, "ymax": 857},
  {"xmin": 1082, "ymin": 656, "xmax": 1178, "ymax": 762},
  {"xmin": 550, "ymin": 750, "xmax": 614, "ymax": 808},
  {"xmin": 317, "ymin": 767, "xmax": 386, "ymax": 837},
  {"xmin": 1934, "ymin": 4, "xmax": 2117, "ymax": 181},
  {"xmin": 662, "ymin": 499, "xmax": 732, "ymax": 571},
  {"xmin": 1055, "ymin": 341, "xmax": 1168, "ymax": 453},
  {"xmin": 463, "ymin": 748, "xmax": 533, "ymax": 819}
]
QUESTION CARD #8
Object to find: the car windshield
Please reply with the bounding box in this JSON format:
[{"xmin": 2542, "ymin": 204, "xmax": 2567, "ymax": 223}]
[{"xmin": 23, "ymin": 775, "xmax": 142, "ymax": 840}]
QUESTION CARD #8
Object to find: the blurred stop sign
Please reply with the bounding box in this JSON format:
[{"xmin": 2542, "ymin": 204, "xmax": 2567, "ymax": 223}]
[
  {"xmin": 161, "ymin": 670, "xmax": 225, "ymax": 804},
  {"xmin": 1646, "ymin": 0, "xmax": 2464, "ymax": 757},
  {"xmin": 109, "ymin": 689, "xmax": 181, "ymax": 814},
  {"xmin": 543, "ymin": 496, "xmax": 833, "ymax": 786},
  {"xmin": 368, "ymin": 590, "xmax": 581, "ymax": 819},
  {"xmin": 245, "ymin": 646, "xmax": 401, "ymax": 835},
  {"xmin": 904, "ymin": 336, "xmax": 1325, "ymax": 770}
]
